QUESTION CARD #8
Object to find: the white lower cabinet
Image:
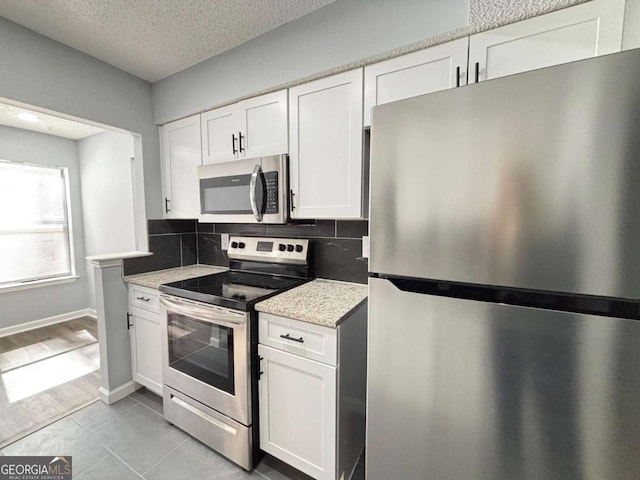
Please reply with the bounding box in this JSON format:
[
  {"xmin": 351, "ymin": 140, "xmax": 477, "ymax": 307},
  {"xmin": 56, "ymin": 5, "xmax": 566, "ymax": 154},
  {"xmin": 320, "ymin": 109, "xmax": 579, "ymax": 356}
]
[
  {"xmin": 127, "ymin": 285, "xmax": 163, "ymax": 395},
  {"xmin": 258, "ymin": 309, "xmax": 367, "ymax": 480},
  {"xmin": 259, "ymin": 344, "xmax": 336, "ymax": 480}
]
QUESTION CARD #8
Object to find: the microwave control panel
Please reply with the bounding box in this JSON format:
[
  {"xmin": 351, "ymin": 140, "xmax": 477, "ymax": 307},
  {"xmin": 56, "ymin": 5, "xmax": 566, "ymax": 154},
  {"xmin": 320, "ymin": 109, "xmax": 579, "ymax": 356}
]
[
  {"xmin": 264, "ymin": 172, "xmax": 279, "ymax": 214},
  {"xmin": 228, "ymin": 236, "xmax": 309, "ymax": 265}
]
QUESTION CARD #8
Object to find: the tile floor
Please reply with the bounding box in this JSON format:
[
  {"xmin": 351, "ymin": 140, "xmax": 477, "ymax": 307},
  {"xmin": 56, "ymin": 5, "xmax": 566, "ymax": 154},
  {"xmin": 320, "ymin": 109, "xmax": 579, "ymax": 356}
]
[{"xmin": 0, "ymin": 388, "xmax": 365, "ymax": 480}]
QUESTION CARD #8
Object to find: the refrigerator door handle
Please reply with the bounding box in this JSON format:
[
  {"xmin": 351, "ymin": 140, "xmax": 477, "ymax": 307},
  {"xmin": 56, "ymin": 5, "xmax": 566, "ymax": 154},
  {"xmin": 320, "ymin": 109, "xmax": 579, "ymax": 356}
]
[{"xmin": 374, "ymin": 274, "xmax": 640, "ymax": 320}]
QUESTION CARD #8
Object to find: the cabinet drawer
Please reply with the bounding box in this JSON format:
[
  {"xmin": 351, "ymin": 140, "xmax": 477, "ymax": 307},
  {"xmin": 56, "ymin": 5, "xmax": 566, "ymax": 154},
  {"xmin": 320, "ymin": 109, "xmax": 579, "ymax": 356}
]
[
  {"xmin": 128, "ymin": 285, "xmax": 160, "ymax": 312},
  {"xmin": 259, "ymin": 313, "xmax": 337, "ymax": 366}
]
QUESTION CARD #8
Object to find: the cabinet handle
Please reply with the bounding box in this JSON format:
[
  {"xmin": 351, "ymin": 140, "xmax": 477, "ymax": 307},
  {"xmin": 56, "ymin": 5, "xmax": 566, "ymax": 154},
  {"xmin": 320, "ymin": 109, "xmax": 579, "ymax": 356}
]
[
  {"xmin": 164, "ymin": 197, "xmax": 171, "ymax": 214},
  {"xmin": 258, "ymin": 355, "xmax": 264, "ymax": 380},
  {"xmin": 126, "ymin": 312, "xmax": 133, "ymax": 330},
  {"xmin": 232, "ymin": 134, "xmax": 238, "ymax": 155},
  {"xmin": 136, "ymin": 296, "xmax": 150, "ymax": 302},
  {"xmin": 456, "ymin": 66, "xmax": 461, "ymax": 88},
  {"xmin": 238, "ymin": 131, "xmax": 245, "ymax": 153},
  {"xmin": 474, "ymin": 62, "xmax": 480, "ymax": 83},
  {"xmin": 280, "ymin": 333, "xmax": 304, "ymax": 343},
  {"xmin": 290, "ymin": 189, "xmax": 296, "ymax": 210}
]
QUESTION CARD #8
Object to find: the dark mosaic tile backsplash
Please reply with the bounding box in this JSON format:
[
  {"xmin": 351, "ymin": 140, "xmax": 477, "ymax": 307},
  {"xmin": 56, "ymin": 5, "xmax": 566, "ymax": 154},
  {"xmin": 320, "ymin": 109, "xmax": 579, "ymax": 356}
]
[{"xmin": 123, "ymin": 219, "xmax": 368, "ymax": 284}]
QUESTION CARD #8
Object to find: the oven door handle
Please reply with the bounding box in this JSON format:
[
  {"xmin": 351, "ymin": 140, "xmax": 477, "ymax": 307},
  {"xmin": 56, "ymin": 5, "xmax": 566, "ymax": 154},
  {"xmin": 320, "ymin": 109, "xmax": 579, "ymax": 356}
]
[
  {"xmin": 249, "ymin": 164, "xmax": 263, "ymax": 222},
  {"xmin": 160, "ymin": 296, "xmax": 245, "ymax": 326}
]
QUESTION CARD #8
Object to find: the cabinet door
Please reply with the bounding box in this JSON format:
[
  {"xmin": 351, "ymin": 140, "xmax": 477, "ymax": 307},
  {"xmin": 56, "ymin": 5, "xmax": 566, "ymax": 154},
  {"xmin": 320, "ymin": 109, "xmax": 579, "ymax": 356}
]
[
  {"xmin": 129, "ymin": 305, "xmax": 163, "ymax": 395},
  {"xmin": 259, "ymin": 344, "xmax": 336, "ymax": 480},
  {"xmin": 469, "ymin": 0, "xmax": 625, "ymax": 83},
  {"xmin": 238, "ymin": 90, "xmax": 288, "ymax": 158},
  {"xmin": 364, "ymin": 38, "xmax": 469, "ymax": 126},
  {"xmin": 289, "ymin": 69, "xmax": 364, "ymax": 219},
  {"xmin": 201, "ymin": 104, "xmax": 239, "ymax": 164},
  {"xmin": 161, "ymin": 114, "xmax": 202, "ymax": 218}
]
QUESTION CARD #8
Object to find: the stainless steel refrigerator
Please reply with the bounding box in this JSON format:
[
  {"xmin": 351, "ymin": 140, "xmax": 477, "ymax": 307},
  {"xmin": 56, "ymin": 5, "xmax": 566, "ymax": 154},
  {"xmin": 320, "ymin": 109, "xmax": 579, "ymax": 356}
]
[{"xmin": 367, "ymin": 48, "xmax": 640, "ymax": 480}]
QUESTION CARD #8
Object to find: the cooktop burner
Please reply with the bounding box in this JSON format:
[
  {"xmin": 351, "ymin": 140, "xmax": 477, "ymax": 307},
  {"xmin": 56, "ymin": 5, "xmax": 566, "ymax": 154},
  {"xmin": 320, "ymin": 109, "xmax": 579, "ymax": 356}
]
[
  {"xmin": 160, "ymin": 236, "xmax": 311, "ymax": 311},
  {"xmin": 160, "ymin": 270, "xmax": 308, "ymax": 311}
]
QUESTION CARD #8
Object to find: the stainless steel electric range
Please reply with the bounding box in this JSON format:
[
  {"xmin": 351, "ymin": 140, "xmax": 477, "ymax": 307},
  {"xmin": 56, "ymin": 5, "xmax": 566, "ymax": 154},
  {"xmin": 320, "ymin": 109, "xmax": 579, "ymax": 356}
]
[{"xmin": 158, "ymin": 236, "xmax": 310, "ymax": 470}]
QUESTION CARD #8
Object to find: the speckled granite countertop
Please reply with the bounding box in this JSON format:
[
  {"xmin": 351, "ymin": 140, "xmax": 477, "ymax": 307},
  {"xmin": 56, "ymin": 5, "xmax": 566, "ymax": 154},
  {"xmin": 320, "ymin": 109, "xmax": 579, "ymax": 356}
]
[
  {"xmin": 123, "ymin": 264, "xmax": 228, "ymax": 289},
  {"xmin": 255, "ymin": 279, "xmax": 368, "ymax": 328}
]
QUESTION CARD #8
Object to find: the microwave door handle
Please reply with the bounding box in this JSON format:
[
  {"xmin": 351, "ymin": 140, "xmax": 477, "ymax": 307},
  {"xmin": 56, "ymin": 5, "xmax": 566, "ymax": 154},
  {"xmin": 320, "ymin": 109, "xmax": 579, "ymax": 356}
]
[{"xmin": 249, "ymin": 164, "xmax": 263, "ymax": 222}]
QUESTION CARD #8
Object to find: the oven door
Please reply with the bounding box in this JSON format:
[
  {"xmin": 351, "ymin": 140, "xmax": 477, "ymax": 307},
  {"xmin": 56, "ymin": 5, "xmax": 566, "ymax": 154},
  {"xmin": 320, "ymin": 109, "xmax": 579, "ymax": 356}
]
[
  {"xmin": 198, "ymin": 155, "xmax": 288, "ymax": 224},
  {"xmin": 160, "ymin": 294, "xmax": 251, "ymax": 425}
]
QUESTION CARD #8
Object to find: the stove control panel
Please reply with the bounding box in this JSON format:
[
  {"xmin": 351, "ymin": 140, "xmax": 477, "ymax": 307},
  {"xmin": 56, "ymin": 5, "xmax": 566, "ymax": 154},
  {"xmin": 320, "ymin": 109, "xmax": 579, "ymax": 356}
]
[{"xmin": 228, "ymin": 236, "xmax": 309, "ymax": 265}]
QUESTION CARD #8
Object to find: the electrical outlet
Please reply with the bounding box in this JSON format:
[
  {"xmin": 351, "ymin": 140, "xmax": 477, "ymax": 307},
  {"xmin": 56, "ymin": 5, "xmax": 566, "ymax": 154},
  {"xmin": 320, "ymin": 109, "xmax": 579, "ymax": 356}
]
[
  {"xmin": 362, "ymin": 235, "xmax": 369, "ymax": 258},
  {"xmin": 221, "ymin": 234, "xmax": 229, "ymax": 250}
]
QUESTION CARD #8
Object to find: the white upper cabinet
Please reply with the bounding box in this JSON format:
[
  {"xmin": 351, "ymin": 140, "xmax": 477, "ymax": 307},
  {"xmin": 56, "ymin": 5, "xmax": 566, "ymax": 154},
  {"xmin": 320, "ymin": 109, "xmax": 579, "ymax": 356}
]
[
  {"xmin": 200, "ymin": 104, "xmax": 238, "ymax": 164},
  {"xmin": 239, "ymin": 90, "xmax": 288, "ymax": 158},
  {"xmin": 160, "ymin": 114, "xmax": 202, "ymax": 219},
  {"xmin": 201, "ymin": 89, "xmax": 288, "ymax": 164},
  {"xmin": 289, "ymin": 69, "xmax": 364, "ymax": 219},
  {"xmin": 364, "ymin": 38, "xmax": 469, "ymax": 126},
  {"xmin": 468, "ymin": 0, "xmax": 625, "ymax": 83}
]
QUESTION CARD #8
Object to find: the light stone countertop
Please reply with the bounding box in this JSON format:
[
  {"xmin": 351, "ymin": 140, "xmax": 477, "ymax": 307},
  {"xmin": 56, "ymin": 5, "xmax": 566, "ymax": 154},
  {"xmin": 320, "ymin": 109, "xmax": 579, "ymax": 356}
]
[
  {"xmin": 255, "ymin": 278, "xmax": 368, "ymax": 328},
  {"xmin": 123, "ymin": 264, "xmax": 228, "ymax": 289}
]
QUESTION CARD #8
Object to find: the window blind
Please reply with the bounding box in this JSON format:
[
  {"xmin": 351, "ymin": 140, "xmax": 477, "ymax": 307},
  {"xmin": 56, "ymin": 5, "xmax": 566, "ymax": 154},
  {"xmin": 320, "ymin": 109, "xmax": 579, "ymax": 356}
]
[{"xmin": 0, "ymin": 161, "xmax": 73, "ymax": 286}]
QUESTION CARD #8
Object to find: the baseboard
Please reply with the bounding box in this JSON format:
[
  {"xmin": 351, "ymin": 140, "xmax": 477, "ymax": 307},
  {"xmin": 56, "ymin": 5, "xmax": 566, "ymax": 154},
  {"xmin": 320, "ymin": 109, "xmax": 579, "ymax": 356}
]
[
  {"xmin": 98, "ymin": 381, "xmax": 141, "ymax": 405},
  {"xmin": 0, "ymin": 308, "xmax": 96, "ymax": 338},
  {"xmin": 87, "ymin": 308, "xmax": 97, "ymax": 319}
]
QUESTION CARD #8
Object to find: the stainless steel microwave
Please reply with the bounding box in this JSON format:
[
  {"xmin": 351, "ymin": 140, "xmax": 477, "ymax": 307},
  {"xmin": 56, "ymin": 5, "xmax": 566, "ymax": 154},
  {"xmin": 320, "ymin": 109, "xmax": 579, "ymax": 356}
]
[{"xmin": 198, "ymin": 154, "xmax": 288, "ymax": 224}]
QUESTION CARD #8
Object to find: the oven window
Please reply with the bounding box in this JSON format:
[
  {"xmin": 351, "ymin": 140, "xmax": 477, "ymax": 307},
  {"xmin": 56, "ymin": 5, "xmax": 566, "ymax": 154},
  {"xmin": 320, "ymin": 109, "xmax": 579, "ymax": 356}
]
[{"xmin": 167, "ymin": 313, "xmax": 235, "ymax": 395}]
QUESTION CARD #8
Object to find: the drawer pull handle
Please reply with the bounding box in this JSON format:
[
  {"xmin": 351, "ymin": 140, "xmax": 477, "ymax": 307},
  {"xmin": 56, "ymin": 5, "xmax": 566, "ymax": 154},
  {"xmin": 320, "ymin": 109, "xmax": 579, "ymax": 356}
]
[
  {"xmin": 136, "ymin": 296, "xmax": 151, "ymax": 302},
  {"xmin": 280, "ymin": 333, "xmax": 304, "ymax": 343}
]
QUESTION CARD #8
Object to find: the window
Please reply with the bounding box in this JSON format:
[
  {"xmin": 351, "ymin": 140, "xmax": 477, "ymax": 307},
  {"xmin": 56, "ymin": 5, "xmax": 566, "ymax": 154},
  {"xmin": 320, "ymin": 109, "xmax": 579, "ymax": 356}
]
[{"xmin": 0, "ymin": 161, "xmax": 75, "ymax": 287}]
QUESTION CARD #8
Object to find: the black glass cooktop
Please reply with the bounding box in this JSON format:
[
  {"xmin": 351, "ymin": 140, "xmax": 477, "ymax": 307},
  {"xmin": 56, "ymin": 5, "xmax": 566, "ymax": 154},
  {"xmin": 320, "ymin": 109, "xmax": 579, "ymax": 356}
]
[{"xmin": 160, "ymin": 270, "xmax": 308, "ymax": 311}]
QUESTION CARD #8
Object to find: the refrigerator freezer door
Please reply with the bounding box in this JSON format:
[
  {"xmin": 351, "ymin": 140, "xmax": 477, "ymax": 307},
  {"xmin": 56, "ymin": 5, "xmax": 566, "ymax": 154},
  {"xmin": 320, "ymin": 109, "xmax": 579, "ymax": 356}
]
[
  {"xmin": 369, "ymin": 48, "xmax": 640, "ymax": 299},
  {"xmin": 367, "ymin": 277, "xmax": 640, "ymax": 480}
]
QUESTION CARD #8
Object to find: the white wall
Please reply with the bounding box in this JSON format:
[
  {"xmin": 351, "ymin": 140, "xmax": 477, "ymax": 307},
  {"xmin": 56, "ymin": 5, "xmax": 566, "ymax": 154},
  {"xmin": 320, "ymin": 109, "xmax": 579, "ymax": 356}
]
[
  {"xmin": 152, "ymin": 0, "xmax": 470, "ymax": 124},
  {"xmin": 78, "ymin": 130, "xmax": 138, "ymax": 310},
  {"xmin": 0, "ymin": 16, "xmax": 162, "ymax": 218},
  {"xmin": 79, "ymin": 131, "xmax": 137, "ymax": 256},
  {"xmin": 623, "ymin": 0, "xmax": 640, "ymax": 50},
  {"xmin": 0, "ymin": 125, "xmax": 89, "ymax": 329}
]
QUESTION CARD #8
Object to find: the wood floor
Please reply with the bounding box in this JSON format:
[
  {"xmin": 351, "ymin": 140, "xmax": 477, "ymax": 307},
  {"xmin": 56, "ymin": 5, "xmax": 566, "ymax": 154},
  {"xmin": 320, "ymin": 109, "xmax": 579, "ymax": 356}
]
[{"xmin": 0, "ymin": 317, "xmax": 100, "ymax": 448}]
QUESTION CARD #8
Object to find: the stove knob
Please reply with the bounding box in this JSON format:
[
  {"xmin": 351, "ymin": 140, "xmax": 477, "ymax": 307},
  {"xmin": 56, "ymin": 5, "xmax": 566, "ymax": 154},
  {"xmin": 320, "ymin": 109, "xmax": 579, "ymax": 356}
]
[
  {"xmin": 278, "ymin": 244, "xmax": 286, "ymax": 252},
  {"xmin": 238, "ymin": 242, "xmax": 246, "ymax": 249},
  {"xmin": 230, "ymin": 241, "xmax": 238, "ymax": 249},
  {"xmin": 295, "ymin": 245, "xmax": 303, "ymax": 253},
  {"xmin": 287, "ymin": 244, "xmax": 294, "ymax": 252}
]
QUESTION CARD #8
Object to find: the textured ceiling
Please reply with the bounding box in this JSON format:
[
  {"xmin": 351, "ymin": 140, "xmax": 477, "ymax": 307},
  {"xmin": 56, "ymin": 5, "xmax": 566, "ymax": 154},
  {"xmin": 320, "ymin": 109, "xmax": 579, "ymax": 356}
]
[
  {"xmin": 0, "ymin": 0, "xmax": 337, "ymax": 82},
  {"xmin": 0, "ymin": 103, "xmax": 105, "ymax": 140}
]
